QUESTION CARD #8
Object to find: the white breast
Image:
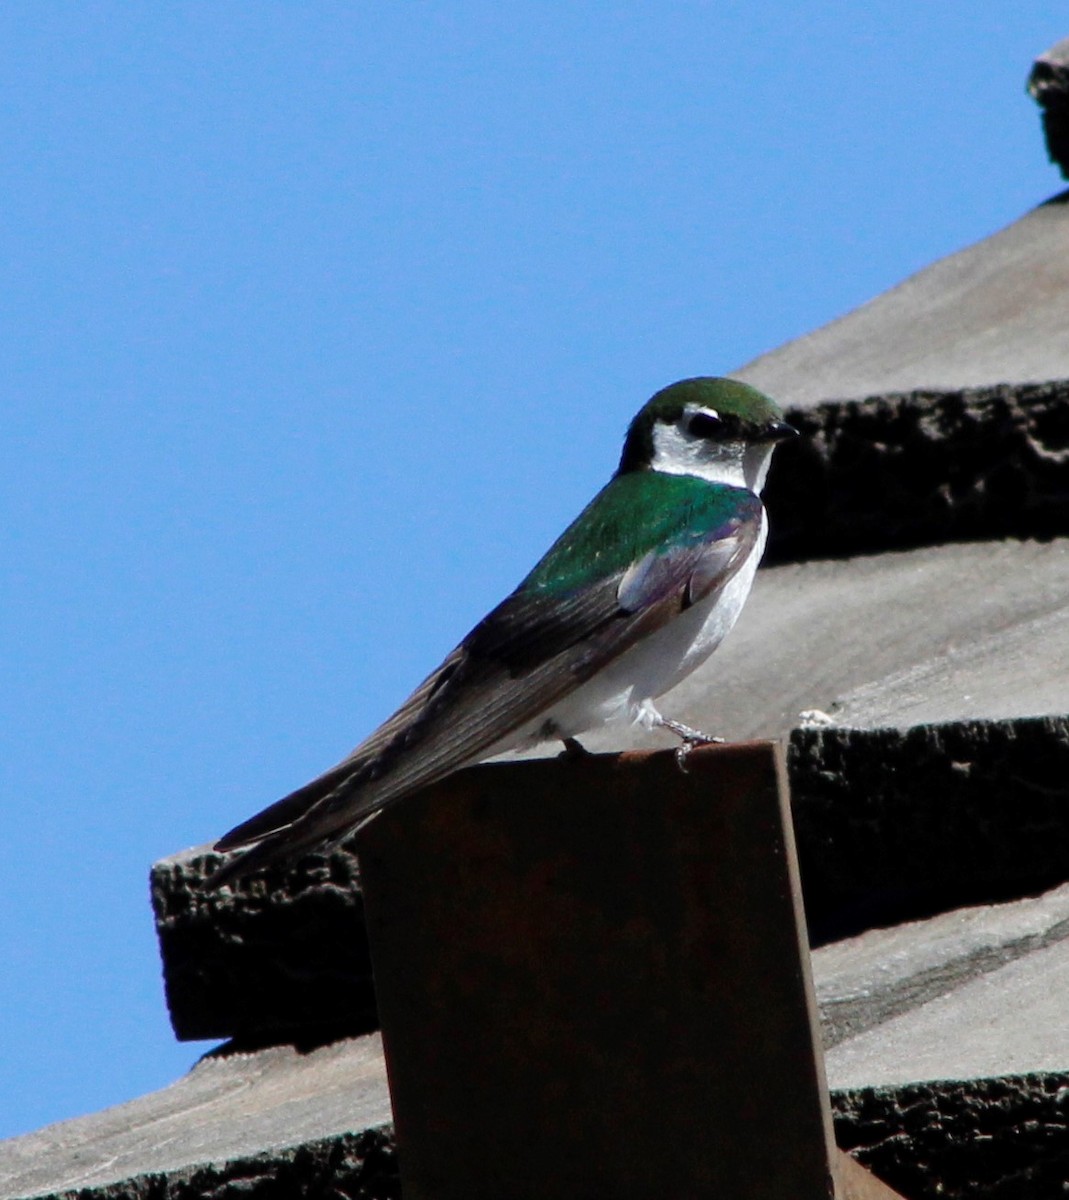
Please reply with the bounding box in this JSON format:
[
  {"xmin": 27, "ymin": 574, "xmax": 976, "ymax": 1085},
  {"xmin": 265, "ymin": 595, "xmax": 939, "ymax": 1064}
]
[{"xmin": 502, "ymin": 507, "xmax": 768, "ymax": 748}]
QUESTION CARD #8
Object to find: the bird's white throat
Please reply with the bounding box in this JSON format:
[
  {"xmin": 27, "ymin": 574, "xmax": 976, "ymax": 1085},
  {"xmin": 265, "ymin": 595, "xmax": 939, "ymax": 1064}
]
[{"xmin": 650, "ymin": 417, "xmax": 776, "ymax": 493}]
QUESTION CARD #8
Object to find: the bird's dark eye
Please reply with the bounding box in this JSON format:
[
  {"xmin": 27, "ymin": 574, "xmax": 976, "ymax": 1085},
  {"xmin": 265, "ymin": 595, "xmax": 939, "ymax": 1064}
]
[{"xmin": 687, "ymin": 412, "xmax": 721, "ymax": 439}]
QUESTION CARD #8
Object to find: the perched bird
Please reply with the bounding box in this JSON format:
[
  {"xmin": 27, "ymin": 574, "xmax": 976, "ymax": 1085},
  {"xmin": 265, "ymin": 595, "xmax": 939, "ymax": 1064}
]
[{"xmin": 212, "ymin": 377, "xmax": 796, "ymax": 883}]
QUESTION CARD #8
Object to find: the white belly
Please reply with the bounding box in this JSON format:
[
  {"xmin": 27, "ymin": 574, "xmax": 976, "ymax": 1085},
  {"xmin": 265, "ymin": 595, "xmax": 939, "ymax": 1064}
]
[{"xmin": 502, "ymin": 511, "xmax": 767, "ymax": 748}]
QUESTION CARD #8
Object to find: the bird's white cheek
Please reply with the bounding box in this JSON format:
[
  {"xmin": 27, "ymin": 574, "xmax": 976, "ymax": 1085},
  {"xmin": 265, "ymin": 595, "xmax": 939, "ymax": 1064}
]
[{"xmin": 650, "ymin": 425, "xmax": 749, "ymax": 489}]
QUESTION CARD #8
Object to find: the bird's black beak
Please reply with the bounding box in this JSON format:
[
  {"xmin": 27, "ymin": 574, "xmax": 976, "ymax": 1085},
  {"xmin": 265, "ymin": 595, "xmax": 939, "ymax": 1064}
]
[{"xmin": 766, "ymin": 419, "xmax": 799, "ymax": 442}]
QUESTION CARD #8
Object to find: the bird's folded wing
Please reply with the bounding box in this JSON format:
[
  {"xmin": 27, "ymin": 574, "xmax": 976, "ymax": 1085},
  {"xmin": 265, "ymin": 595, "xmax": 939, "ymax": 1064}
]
[{"xmin": 212, "ymin": 492, "xmax": 762, "ymax": 879}]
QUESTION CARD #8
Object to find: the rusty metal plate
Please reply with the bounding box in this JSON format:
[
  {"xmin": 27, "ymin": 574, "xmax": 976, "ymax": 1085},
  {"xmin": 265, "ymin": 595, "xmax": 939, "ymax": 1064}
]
[{"xmin": 357, "ymin": 742, "xmax": 842, "ymax": 1199}]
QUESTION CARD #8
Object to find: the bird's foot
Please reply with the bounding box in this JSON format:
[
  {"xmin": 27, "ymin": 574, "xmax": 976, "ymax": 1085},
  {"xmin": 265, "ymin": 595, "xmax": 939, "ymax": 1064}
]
[
  {"xmin": 558, "ymin": 736, "xmax": 593, "ymax": 762},
  {"xmin": 655, "ymin": 716, "xmax": 724, "ymax": 773}
]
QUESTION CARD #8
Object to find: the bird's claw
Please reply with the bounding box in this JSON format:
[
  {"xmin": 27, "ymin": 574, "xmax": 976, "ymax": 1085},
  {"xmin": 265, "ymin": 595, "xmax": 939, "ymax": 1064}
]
[
  {"xmin": 658, "ymin": 716, "xmax": 724, "ymax": 773},
  {"xmin": 558, "ymin": 736, "xmax": 593, "ymax": 762},
  {"xmin": 675, "ymin": 739, "xmax": 695, "ymax": 773}
]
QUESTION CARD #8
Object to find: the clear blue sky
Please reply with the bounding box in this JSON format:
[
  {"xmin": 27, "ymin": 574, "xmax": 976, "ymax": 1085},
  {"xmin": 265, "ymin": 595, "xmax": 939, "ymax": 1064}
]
[{"xmin": 1, "ymin": 4, "xmax": 1064, "ymax": 1141}]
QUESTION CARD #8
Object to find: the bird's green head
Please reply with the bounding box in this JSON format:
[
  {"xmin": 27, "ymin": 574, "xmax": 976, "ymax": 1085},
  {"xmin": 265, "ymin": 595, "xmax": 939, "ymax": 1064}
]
[{"xmin": 617, "ymin": 377, "xmax": 796, "ymax": 489}]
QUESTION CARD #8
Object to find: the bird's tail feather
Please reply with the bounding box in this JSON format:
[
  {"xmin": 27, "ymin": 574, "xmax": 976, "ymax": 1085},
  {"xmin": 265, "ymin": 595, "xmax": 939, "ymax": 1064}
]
[
  {"xmin": 214, "ymin": 760, "xmax": 356, "ymax": 853},
  {"xmin": 208, "ymin": 758, "xmax": 372, "ymax": 886}
]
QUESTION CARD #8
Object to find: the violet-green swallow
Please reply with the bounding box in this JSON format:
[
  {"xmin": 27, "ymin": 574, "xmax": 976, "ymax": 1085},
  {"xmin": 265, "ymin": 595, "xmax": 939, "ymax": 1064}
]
[{"xmin": 212, "ymin": 377, "xmax": 796, "ymax": 882}]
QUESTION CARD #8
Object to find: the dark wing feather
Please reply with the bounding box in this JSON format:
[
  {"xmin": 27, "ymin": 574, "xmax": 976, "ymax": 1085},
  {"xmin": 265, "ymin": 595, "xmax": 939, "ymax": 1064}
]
[{"xmin": 211, "ymin": 491, "xmax": 762, "ymax": 883}]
